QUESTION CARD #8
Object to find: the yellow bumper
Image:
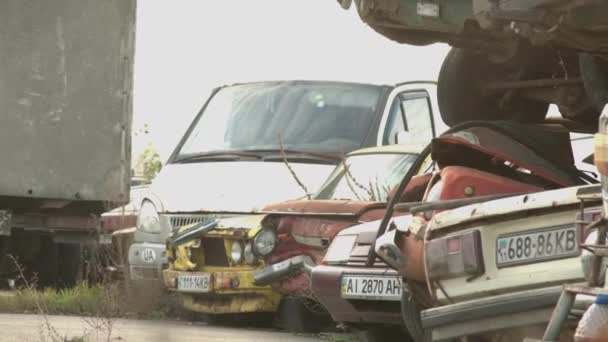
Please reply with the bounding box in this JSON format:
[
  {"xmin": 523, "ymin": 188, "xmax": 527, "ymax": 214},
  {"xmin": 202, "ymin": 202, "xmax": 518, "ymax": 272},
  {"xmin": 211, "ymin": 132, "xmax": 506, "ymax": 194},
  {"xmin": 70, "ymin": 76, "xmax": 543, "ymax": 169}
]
[{"xmin": 162, "ymin": 268, "xmax": 280, "ymax": 314}]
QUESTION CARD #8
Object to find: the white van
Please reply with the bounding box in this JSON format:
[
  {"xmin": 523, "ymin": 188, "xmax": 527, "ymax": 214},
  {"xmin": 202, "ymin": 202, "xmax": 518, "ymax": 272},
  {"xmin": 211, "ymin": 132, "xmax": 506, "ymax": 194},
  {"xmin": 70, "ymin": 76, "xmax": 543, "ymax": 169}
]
[{"xmin": 128, "ymin": 80, "xmax": 448, "ymax": 285}]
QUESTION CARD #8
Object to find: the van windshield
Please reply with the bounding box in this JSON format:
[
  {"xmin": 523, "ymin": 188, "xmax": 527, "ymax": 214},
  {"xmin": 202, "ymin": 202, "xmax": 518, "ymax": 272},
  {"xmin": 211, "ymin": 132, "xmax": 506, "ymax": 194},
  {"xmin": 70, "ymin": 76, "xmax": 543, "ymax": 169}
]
[
  {"xmin": 315, "ymin": 153, "xmax": 419, "ymax": 202},
  {"xmin": 177, "ymin": 81, "xmax": 383, "ymax": 158}
]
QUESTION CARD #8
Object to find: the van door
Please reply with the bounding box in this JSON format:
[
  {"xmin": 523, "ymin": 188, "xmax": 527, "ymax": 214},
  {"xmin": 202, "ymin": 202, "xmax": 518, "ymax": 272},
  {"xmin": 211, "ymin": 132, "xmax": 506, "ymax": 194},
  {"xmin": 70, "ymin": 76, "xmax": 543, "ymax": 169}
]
[{"xmin": 382, "ymin": 90, "xmax": 435, "ymax": 145}]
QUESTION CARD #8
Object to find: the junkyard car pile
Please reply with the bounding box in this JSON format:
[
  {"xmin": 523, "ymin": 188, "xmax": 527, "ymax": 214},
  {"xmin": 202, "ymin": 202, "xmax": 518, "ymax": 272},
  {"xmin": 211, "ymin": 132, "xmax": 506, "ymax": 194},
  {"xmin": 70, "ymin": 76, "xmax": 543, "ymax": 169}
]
[
  {"xmin": 155, "ymin": 101, "xmax": 604, "ymax": 340},
  {"xmin": 117, "ymin": 1, "xmax": 608, "ymax": 341}
]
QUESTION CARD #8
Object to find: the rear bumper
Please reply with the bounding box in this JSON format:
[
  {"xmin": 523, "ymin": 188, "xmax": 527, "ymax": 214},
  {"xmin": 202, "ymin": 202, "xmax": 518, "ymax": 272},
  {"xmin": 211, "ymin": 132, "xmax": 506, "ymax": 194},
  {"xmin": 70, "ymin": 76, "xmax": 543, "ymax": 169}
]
[
  {"xmin": 311, "ymin": 265, "xmax": 402, "ymax": 326},
  {"xmin": 421, "ymin": 286, "xmax": 564, "ymax": 341},
  {"xmin": 162, "ymin": 268, "xmax": 280, "ymax": 314}
]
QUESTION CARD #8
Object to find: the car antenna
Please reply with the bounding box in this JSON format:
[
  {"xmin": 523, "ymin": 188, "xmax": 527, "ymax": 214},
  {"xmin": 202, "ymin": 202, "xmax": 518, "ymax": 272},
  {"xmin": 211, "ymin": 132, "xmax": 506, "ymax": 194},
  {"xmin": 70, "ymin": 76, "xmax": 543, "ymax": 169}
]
[{"xmin": 279, "ymin": 134, "xmax": 311, "ymax": 200}]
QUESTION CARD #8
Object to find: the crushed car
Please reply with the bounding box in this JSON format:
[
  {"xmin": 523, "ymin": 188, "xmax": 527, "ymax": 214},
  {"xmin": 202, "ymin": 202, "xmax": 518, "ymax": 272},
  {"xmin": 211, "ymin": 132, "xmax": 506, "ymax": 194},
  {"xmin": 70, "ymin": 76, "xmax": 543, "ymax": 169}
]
[
  {"xmin": 335, "ymin": 0, "xmax": 608, "ymax": 128},
  {"xmin": 129, "ymin": 80, "xmax": 447, "ymax": 289},
  {"xmin": 162, "ymin": 144, "xmax": 428, "ymax": 331},
  {"xmin": 310, "ymin": 122, "xmax": 596, "ymax": 340},
  {"xmin": 349, "ymin": 122, "xmax": 599, "ymax": 341}
]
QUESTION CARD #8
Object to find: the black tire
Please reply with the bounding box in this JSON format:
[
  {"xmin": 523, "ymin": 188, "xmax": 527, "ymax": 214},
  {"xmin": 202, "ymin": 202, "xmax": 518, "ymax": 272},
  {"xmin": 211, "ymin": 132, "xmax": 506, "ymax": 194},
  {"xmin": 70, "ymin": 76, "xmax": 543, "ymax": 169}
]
[
  {"xmin": 57, "ymin": 243, "xmax": 82, "ymax": 288},
  {"xmin": 354, "ymin": 325, "xmax": 411, "ymax": 342},
  {"xmin": 34, "ymin": 237, "xmax": 59, "ymax": 288},
  {"xmin": 278, "ymin": 298, "xmax": 327, "ymax": 333},
  {"xmin": 579, "ymin": 53, "xmax": 608, "ymax": 111},
  {"xmin": 437, "ymin": 47, "xmax": 548, "ymax": 126},
  {"xmin": 32, "ymin": 240, "xmax": 82, "ymax": 289},
  {"xmin": 401, "ymin": 289, "xmax": 425, "ymax": 342}
]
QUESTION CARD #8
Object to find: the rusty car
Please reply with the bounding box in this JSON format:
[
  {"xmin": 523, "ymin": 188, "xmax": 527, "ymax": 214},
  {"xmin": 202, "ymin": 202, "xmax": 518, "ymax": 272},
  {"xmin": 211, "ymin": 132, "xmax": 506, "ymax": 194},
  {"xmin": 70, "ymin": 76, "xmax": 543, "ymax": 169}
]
[
  {"xmin": 310, "ymin": 122, "xmax": 593, "ymax": 340},
  {"xmin": 335, "ymin": 0, "xmax": 608, "ymax": 128},
  {"xmin": 129, "ymin": 80, "xmax": 447, "ymax": 290},
  {"xmin": 350, "ymin": 122, "xmax": 599, "ymax": 341},
  {"xmin": 162, "ymin": 144, "xmax": 430, "ymax": 332}
]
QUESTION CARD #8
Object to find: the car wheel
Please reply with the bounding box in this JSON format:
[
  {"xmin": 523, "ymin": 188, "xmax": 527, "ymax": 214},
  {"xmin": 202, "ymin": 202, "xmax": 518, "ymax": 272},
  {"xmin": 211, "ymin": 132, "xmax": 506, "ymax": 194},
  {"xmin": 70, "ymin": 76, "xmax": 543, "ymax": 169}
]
[
  {"xmin": 278, "ymin": 298, "xmax": 328, "ymax": 333},
  {"xmin": 353, "ymin": 325, "xmax": 411, "ymax": 342},
  {"xmin": 580, "ymin": 53, "xmax": 608, "ymax": 111},
  {"xmin": 438, "ymin": 47, "xmax": 548, "ymax": 126},
  {"xmin": 401, "ymin": 288, "xmax": 426, "ymax": 342}
]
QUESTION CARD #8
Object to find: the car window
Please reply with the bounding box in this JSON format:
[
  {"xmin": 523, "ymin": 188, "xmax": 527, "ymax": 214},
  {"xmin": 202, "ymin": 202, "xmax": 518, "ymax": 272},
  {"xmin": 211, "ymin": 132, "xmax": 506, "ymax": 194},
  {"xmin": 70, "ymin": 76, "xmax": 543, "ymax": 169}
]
[
  {"xmin": 401, "ymin": 95, "xmax": 433, "ymax": 145},
  {"xmin": 383, "ymin": 99, "xmax": 407, "ymax": 145},
  {"xmin": 571, "ymin": 133, "xmax": 598, "ymax": 180},
  {"xmin": 177, "ymin": 82, "xmax": 383, "ymax": 157},
  {"xmin": 314, "ymin": 153, "xmax": 419, "ymax": 202}
]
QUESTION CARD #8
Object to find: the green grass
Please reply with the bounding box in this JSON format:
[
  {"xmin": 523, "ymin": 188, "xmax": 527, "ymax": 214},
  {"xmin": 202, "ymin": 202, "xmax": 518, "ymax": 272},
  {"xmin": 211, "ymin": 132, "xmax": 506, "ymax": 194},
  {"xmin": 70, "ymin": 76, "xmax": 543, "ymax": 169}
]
[{"xmin": 0, "ymin": 283, "xmax": 117, "ymax": 316}]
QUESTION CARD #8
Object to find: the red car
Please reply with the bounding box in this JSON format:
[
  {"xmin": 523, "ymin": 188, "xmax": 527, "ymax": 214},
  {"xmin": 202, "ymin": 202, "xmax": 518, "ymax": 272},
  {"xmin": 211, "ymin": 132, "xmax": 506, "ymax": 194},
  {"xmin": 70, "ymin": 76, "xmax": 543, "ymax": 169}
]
[{"xmin": 311, "ymin": 122, "xmax": 594, "ymax": 340}]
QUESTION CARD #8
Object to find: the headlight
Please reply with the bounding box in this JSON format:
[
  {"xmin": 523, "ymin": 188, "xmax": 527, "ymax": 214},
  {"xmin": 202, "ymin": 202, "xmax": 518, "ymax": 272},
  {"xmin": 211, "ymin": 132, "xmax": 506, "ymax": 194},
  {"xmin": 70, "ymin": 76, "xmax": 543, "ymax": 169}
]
[
  {"xmin": 253, "ymin": 229, "xmax": 276, "ymax": 256},
  {"xmin": 244, "ymin": 242, "xmax": 255, "ymax": 264},
  {"xmin": 581, "ymin": 230, "xmax": 607, "ymax": 286},
  {"xmin": 136, "ymin": 201, "xmax": 161, "ymax": 234},
  {"xmin": 231, "ymin": 241, "xmax": 243, "ymax": 264},
  {"xmin": 323, "ymin": 235, "xmax": 356, "ymax": 265}
]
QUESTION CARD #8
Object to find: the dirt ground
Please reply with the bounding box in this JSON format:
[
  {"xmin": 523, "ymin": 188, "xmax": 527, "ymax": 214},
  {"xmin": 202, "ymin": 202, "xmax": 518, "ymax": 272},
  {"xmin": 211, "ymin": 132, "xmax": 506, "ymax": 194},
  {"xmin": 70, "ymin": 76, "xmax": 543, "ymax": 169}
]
[{"xmin": 0, "ymin": 313, "xmax": 326, "ymax": 342}]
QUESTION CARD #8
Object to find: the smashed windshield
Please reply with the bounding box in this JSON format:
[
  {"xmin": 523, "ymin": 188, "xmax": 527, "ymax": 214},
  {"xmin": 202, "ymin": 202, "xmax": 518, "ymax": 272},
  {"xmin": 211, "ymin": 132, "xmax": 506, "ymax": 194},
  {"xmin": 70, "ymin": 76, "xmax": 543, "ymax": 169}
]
[
  {"xmin": 177, "ymin": 81, "xmax": 383, "ymax": 157},
  {"xmin": 315, "ymin": 153, "xmax": 419, "ymax": 202}
]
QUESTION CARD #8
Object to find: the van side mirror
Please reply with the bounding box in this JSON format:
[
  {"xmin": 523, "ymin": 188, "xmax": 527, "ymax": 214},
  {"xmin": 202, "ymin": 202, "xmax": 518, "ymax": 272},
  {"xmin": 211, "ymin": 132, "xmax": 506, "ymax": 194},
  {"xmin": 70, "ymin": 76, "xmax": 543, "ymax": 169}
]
[
  {"xmin": 337, "ymin": 0, "xmax": 352, "ymax": 9},
  {"xmin": 395, "ymin": 131, "xmax": 411, "ymax": 144}
]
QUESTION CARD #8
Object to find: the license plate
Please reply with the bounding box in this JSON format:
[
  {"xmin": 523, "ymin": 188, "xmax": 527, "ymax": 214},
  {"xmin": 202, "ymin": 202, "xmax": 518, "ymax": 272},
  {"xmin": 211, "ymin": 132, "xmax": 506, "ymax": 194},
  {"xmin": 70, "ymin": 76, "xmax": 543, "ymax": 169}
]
[
  {"xmin": 496, "ymin": 224, "xmax": 579, "ymax": 267},
  {"xmin": 177, "ymin": 274, "xmax": 211, "ymax": 293},
  {"xmin": 341, "ymin": 275, "xmax": 401, "ymax": 301}
]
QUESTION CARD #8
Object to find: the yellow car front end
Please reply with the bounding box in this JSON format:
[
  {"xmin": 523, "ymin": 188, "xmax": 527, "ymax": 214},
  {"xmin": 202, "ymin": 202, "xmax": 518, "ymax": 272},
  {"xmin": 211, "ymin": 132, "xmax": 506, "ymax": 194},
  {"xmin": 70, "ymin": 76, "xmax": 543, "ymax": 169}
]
[{"xmin": 162, "ymin": 215, "xmax": 280, "ymax": 314}]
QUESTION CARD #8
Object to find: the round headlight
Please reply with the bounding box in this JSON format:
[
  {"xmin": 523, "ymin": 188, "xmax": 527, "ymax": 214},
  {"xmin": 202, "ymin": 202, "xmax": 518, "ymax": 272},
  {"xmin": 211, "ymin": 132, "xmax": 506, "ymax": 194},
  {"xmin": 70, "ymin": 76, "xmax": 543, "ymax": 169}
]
[
  {"xmin": 244, "ymin": 242, "xmax": 255, "ymax": 264},
  {"xmin": 231, "ymin": 241, "xmax": 243, "ymax": 264},
  {"xmin": 253, "ymin": 229, "xmax": 276, "ymax": 256},
  {"xmin": 136, "ymin": 201, "xmax": 162, "ymax": 234}
]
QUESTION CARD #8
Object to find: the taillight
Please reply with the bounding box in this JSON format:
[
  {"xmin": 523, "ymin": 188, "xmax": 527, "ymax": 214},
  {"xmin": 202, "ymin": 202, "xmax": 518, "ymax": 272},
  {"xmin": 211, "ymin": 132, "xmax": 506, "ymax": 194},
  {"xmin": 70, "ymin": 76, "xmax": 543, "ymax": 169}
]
[
  {"xmin": 426, "ymin": 230, "xmax": 484, "ymax": 280},
  {"xmin": 594, "ymin": 133, "xmax": 608, "ymax": 176}
]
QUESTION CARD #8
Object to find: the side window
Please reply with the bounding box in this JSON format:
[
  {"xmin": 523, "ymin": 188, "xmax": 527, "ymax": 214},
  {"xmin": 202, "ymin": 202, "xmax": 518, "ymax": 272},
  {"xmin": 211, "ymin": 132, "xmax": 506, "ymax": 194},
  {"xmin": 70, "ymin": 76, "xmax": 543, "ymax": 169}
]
[
  {"xmin": 382, "ymin": 98, "xmax": 407, "ymax": 145},
  {"xmin": 401, "ymin": 94, "xmax": 433, "ymax": 145}
]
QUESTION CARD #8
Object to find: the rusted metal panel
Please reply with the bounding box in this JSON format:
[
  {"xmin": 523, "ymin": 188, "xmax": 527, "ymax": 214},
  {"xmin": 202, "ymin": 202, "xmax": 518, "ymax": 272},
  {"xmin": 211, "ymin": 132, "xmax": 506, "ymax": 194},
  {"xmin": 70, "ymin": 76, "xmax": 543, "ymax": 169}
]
[
  {"xmin": 0, "ymin": 0, "xmax": 135, "ymax": 204},
  {"xmin": 429, "ymin": 185, "xmax": 599, "ymax": 232}
]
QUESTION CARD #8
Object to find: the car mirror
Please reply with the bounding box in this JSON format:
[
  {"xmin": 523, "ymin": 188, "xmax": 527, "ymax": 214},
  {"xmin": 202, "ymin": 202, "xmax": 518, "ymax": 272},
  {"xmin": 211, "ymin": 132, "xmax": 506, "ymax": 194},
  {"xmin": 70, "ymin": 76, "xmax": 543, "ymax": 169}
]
[
  {"xmin": 395, "ymin": 131, "xmax": 411, "ymax": 144},
  {"xmin": 337, "ymin": 0, "xmax": 352, "ymax": 9}
]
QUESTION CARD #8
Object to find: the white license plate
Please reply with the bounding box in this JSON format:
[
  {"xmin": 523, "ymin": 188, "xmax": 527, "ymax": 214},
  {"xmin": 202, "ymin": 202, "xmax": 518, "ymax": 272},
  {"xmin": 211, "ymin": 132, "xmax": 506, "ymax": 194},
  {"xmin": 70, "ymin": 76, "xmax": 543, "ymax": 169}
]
[
  {"xmin": 341, "ymin": 275, "xmax": 401, "ymax": 301},
  {"xmin": 496, "ymin": 224, "xmax": 579, "ymax": 267},
  {"xmin": 177, "ymin": 274, "xmax": 211, "ymax": 293}
]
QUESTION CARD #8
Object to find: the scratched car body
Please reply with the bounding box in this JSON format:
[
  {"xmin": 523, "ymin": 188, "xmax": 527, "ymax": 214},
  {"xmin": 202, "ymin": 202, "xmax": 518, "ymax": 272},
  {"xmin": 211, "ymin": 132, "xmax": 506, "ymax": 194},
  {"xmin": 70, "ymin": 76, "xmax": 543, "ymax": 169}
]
[
  {"xmin": 309, "ymin": 123, "xmax": 592, "ymax": 337},
  {"xmin": 161, "ymin": 145, "xmax": 425, "ymax": 319},
  {"xmin": 366, "ymin": 122, "xmax": 601, "ymax": 341}
]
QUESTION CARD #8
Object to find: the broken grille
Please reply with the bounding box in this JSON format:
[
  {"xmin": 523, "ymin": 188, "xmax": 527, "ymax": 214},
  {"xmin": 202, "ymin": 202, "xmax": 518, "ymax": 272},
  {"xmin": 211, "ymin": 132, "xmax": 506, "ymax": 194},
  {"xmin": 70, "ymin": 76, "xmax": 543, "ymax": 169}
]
[
  {"xmin": 168, "ymin": 214, "xmax": 218, "ymax": 231},
  {"xmin": 201, "ymin": 238, "xmax": 229, "ymax": 267},
  {"xmin": 347, "ymin": 243, "xmax": 388, "ymax": 267}
]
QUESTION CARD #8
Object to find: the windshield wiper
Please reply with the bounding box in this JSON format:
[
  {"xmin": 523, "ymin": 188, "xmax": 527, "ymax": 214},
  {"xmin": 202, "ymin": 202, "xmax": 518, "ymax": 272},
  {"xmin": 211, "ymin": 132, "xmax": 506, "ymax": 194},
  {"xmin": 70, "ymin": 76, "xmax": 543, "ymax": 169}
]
[
  {"xmin": 248, "ymin": 149, "xmax": 341, "ymax": 163},
  {"xmin": 175, "ymin": 151, "xmax": 262, "ymax": 163}
]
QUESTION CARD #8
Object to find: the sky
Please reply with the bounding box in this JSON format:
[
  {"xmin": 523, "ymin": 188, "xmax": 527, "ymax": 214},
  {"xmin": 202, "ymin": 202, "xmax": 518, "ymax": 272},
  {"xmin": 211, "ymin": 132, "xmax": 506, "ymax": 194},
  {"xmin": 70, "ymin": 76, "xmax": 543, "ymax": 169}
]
[{"xmin": 132, "ymin": 0, "xmax": 449, "ymax": 161}]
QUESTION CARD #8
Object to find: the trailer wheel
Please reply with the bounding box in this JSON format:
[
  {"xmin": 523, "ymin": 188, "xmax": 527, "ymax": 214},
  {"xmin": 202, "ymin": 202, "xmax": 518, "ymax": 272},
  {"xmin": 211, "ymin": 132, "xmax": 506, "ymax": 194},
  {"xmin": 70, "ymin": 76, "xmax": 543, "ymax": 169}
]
[
  {"xmin": 33, "ymin": 240, "xmax": 82, "ymax": 288},
  {"xmin": 580, "ymin": 53, "xmax": 608, "ymax": 111},
  {"xmin": 438, "ymin": 48, "xmax": 548, "ymax": 126},
  {"xmin": 57, "ymin": 243, "xmax": 82, "ymax": 288}
]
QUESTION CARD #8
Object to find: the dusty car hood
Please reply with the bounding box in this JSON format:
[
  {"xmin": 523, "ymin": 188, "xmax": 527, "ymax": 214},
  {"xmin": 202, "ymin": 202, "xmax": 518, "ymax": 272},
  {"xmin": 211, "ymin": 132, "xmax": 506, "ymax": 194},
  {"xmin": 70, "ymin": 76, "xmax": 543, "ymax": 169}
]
[
  {"xmin": 149, "ymin": 161, "xmax": 334, "ymax": 213},
  {"xmin": 428, "ymin": 184, "xmax": 601, "ymax": 232}
]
